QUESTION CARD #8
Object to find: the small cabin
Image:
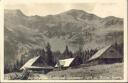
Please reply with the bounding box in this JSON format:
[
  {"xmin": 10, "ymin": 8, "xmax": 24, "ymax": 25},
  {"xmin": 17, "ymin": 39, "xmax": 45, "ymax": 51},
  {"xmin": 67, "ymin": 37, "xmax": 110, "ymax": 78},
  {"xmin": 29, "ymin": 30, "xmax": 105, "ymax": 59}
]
[
  {"xmin": 87, "ymin": 45, "xmax": 123, "ymax": 65},
  {"xmin": 20, "ymin": 56, "xmax": 53, "ymax": 74},
  {"xmin": 55, "ymin": 56, "xmax": 83, "ymax": 70}
]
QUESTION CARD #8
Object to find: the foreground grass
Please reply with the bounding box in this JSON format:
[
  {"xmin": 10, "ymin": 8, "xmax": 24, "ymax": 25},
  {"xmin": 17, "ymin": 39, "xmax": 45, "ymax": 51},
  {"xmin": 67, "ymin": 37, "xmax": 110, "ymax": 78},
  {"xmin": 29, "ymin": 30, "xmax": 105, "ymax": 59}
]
[
  {"xmin": 47, "ymin": 63, "xmax": 123, "ymax": 80},
  {"xmin": 4, "ymin": 63, "xmax": 123, "ymax": 80}
]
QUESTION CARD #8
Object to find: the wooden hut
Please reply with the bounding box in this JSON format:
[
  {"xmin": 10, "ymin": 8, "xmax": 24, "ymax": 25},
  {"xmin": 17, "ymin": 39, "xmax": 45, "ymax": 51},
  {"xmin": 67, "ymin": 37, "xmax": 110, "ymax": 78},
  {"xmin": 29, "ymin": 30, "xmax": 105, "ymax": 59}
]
[
  {"xmin": 20, "ymin": 56, "xmax": 53, "ymax": 74},
  {"xmin": 55, "ymin": 56, "xmax": 83, "ymax": 70},
  {"xmin": 87, "ymin": 45, "xmax": 123, "ymax": 65}
]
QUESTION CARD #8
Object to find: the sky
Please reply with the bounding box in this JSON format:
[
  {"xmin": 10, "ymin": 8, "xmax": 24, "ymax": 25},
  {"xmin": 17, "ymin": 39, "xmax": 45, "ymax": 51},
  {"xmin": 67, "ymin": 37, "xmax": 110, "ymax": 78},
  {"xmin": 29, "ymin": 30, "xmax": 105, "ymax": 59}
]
[{"xmin": 4, "ymin": 0, "xmax": 125, "ymax": 18}]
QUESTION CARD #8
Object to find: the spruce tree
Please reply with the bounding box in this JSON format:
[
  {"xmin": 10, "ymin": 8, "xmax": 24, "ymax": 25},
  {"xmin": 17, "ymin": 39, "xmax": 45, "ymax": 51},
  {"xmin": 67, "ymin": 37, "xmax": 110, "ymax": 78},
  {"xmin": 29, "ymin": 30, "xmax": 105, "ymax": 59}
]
[{"xmin": 45, "ymin": 42, "xmax": 54, "ymax": 66}]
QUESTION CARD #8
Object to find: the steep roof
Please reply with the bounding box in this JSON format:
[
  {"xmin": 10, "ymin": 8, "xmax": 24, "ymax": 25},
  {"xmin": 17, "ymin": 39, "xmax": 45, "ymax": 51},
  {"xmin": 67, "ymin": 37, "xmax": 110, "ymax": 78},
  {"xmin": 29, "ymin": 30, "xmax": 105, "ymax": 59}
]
[
  {"xmin": 55, "ymin": 58, "xmax": 74, "ymax": 67},
  {"xmin": 88, "ymin": 45, "xmax": 122, "ymax": 61},
  {"xmin": 88, "ymin": 45, "xmax": 111, "ymax": 61},
  {"xmin": 20, "ymin": 56, "xmax": 40, "ymax": 70}
]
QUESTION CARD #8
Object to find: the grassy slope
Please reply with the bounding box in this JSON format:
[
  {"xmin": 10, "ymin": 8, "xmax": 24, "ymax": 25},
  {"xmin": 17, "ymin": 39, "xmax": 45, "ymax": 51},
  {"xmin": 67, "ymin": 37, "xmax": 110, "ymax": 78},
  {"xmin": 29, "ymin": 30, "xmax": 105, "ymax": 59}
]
[
  {"xmin": 4, "ymin": 63, "xmax": 123, "ymax": 80},
  {"xmin": 47, "ymin": 63, "xmax": 123, "ymax": 80}
]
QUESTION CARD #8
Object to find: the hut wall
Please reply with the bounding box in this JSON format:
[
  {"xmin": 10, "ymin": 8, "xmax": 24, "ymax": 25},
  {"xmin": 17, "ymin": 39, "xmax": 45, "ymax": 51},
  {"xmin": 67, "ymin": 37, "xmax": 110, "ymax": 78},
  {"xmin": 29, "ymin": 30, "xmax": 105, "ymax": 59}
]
[
  {"xmin": 87, "ymin": 58, "xmax": 122, "ymax": 66},
  {"xmin": 32, "ymin": 57, "xmax": 47, "ymax": 67},
  {"xmin": 86, "ymin": 59, "xmax": 100, "ymax": 66},
  {"xmin": 70, "ymin": 57, "xmax": 83, "ymax": 67},
  {"xmin": 98, "ymin": 58, "xmax": 123, "ymax": 64}
]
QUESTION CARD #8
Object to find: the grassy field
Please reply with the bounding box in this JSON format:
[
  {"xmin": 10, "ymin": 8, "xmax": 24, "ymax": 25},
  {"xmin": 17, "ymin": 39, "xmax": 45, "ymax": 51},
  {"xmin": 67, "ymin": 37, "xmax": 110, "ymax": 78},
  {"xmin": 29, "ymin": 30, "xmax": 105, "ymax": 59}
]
[
  {"xmin": 47, "ymin": 63, "xmax": 123, "ymax": 80},
  {"xmin": 4, "ymin": 63, "xmax": 123, "ymax": 80}
]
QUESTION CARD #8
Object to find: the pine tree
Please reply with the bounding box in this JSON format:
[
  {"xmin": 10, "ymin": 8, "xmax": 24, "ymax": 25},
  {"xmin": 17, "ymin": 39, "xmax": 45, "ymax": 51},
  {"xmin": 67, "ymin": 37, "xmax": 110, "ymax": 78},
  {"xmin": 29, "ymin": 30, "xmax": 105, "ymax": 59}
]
[
  {"xmin": 45, "ymin": 42, "xmax": 54, "ymax": 66},
  {"xmin": 64, "ymin": 45, "xmax": 69, "ymax": 54},
  {"xmin": 41, "ymin": 49, "xmax": 45, "ymax": 56},
  {"xmin": 63, "ymin": 45, "xmax": 70, "ymax": 58}
]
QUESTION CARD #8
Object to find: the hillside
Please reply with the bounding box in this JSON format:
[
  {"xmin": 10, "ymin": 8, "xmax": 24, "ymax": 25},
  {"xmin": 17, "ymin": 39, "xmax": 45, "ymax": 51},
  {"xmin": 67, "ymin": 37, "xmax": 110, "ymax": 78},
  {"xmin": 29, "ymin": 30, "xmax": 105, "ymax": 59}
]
[
  {"xmin": 4, "ymin": 9, "xmax": 123, "ymax": 65},
  {"xmin": 47, "ymin": 63, "xmax": 123, "ymax": 80}
]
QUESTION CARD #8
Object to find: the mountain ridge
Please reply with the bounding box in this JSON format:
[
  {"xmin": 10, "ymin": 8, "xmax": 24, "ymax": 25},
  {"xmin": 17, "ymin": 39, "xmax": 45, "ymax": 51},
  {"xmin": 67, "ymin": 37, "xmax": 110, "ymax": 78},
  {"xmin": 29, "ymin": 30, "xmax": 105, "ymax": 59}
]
[{"xmin": 4, "ymin": 9, "xmax": 123, "ymax": 19}]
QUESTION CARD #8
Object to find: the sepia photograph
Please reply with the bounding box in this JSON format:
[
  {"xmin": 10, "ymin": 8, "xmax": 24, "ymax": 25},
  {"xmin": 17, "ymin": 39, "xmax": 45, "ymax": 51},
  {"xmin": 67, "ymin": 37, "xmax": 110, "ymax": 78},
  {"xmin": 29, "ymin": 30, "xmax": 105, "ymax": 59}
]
[{"xmin": 0, "ymin": 0, "xmax": 127, "ymax": 82}]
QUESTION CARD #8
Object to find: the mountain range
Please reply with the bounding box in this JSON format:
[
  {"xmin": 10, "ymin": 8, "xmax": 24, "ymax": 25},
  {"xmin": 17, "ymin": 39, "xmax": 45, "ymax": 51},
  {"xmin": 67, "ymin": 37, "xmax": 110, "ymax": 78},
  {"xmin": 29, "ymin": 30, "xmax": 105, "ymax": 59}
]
[{"xmin": 4, "ymin": 9, "xmax": 123, "ymax": 64}]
